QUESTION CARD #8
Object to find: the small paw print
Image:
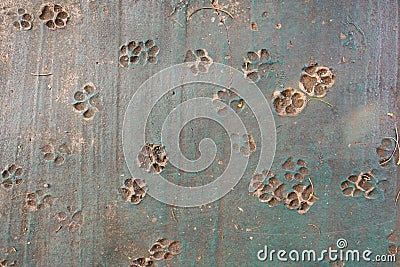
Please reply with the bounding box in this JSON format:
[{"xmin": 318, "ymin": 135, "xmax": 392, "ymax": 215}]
[
  {"xmin": 241, "ymin": 49, "xmax": 278, "ymax": 82},
  {"xmin": 38, "ymin": 3, "xmax": 70, "ymax": 30},
  {"xmin": 119, "ymin": 178, "xmax": 147, "ymax": 204},
  {"xmin": 285, "ymin": 182, "xmax": 315, "ymax": 214},
  {"xmin": 73, "ymin": 83, "xmax": 100, "ymax": 120},
  {"xmin": 299, "ymin": 62, "xmax": 335, "ymax": 98},
  {"xmin": 1, "ymin": 164, "xmax": 23, "ymax": 190},
  {"xmin": 138, "ymin": 144, "xmax": 168, "ymax": 174},
  {"xmin": 231, "ymin": 133, "xmax": 256, "ymax": 157},
  {"xmin": 119, "ymin": 39, "xmax": 160, "ymax": 67},
  {"xmin": 272, "ymin": 87, "xmax": 307, "ymax": 117},
  {"xmin": 376, "ymin": 138, "xmax": 395, "ymax": 167},
  {"xmin": 40, "ymin": 143, "xmax": 71, "ymax": 165},
  {"xmin": 11, "ymin": 8, "xmax": 34, "ymax": 30},
  {"xmin": 130, "ymin": 257, "xmax": 156, "ymax": 267},
  {"xmin": 253, "ymin": 173, "xmax": 286, "ymax": 207},
  {"xmin": 54, "ymin": 207, "xmax": 83, "ymax": 232},
  {"xmin": 213, "ymin": 89, "xmax": 245, "ymax": 116},
  {"xmin": 282, "ymin": 157, "xmax": 309, "ymax": 182},
  {"xmin": 340, "ymin": 171, "xmax": 380, "ymax": 199},
  {"xmin": 184, "ymin": 49, "xmax": 213, "ymax": 75},
  {"xmin": 25, "ymin": 189, "xmax": 54, "ymax": 211},
  {"xmin": 149, "ymin": 238, "xmax": 182, "ymax": 261}
]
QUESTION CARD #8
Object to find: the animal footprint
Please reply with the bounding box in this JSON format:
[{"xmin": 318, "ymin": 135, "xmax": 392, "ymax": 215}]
[
  {"xmin": 73, "ymin": 83, "xmax": 100, "ymax": 120},
  {"xmin": 40, "ymin": 143, "xmax": 71, "ymax": 165},
  {"xmin": 285, "ymin": 182, "xmax": 316, "ymax": 214},
  {"xmin": 231, "ymin": 133, "xmax": 256, "ymax": 157},
  {"xmin": 10, "ymin": 8, "xmax": 34, "ymax": 30},
  {"xmin": 25, "ymin": 189, "xmax": 54, "ymax": 211},
  {"xmin": 184, "ymin": 49, "xmax": 213, "ymax": 75},
  {"xmin": 130, "ymin": 257, "xmax": 156, "ymax": 267},
  {"xmin": 138, "ymin": 144, "xmax": 168, "ymax": 174},
  {"xmin": 149, "ymin": 238, "xmax": 182, "ymax": 261},
  {"xmin": 252, "ymin": 171, "xmax": 286, "ymax": 207},
  {"xmin": 282, "ymin": 157, "xmax": 309, "ymax": 182},
  {"xmin": 1, "ymin": 164, "xmax": 23, "ymax": 190},
  {"xmin": 272, "ymin": 87, "xmax": 307, "ymax": 117},
  {"xmin": 38, "ymin": 3, "xmax": 69, "ymax": 30},
  {"xmin": 299, "ymin": 62, "xmax": 335, "ymax": 98},
  {"xmin": 213, "ymin": 89, "xmax": 245, "ymax": 116},
  {"xmin": 54, "ymin": 207, "xmax": 83, "ymax": 232},
  {"xmin": 119, "ymin": 39, "xmax": 160, "ymax": 67},
  {"xmin": 119, "ymin": 178, "xmax": 147, "ymax": 204},
  {"xmin": 340, "ymin": 171, "xmax": 381, "ymax": 199}
]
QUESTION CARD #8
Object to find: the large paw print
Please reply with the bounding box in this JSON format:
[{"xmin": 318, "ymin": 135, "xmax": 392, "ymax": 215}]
[
  {"xmin": 149, "ymin": 238, "xmax": 182, "ymax": 261},
  {"xmin": 1, "ymin": 164, "xmax": 23, "ymax": 190},
  {"xmin": 184, "ymin": 49, "xmax": 213, "ymax": 75},
  {"xmin": 231, "ymin": 133, "xmax": 256, "ymax": 157},
  {"xmin": 241, "ymin": 49, "xmax": 278, "ymax": 82},
  {"xmin": 299, "ymin": 62, "xmax": 335, "ymax": 98},
  {"xmin": 119, "ymin": 178, "xmax": 147, "ymax": 204},
  {"xmin": 40, "ymin": 143, "xmax": 71, "ymax": 165},
  {"xmin": 54, "ymin": 207, "xmax": 83, "ymax": 232},
  {"xmin": 213, "ymin": 89, "xmax": 245, "ymax": 116},
  {"xmin": 38, "ymin": 3, "xmax": 69, "ymax": 30},
  {"xmin": 25, "ymin": 190, "xmax": 54, "ymax": 211},
  {"xmin": 138, "ymin": 144, "xmax": 168, "ymax": 174},
  {"xmin": 285, "ymin": 182, "xmax": 316, "ymax": 214},
  {"xmin": 130, "ymin": 258, "xmax": 156, "ymax": 267},
  {"xmin": 73, "ymin": 83, "xmax": 100, "ymax": 120},
  {"xmin": 119, "ymin": 40, "xmax": 160, "ymax": 67},
  {"xmin": 340, "ymin": 171, "xmax": 380, "ymax": 199},
  {"xmin": 252, "ymin": 172, "xmax": 286, "ymax": 207},
  {"xmin": 282, "ymin": 157, "xmax": 309, "ymax": 182},
  {"xmin": 12, "ymin": 8, "xmax": 34, "ymax": 30},
  {"xmin": 272, "ymin": 87, "xmax": 307, "ymax": 117}
]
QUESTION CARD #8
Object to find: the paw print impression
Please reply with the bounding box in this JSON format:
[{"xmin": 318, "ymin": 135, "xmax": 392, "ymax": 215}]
[
  {"xmin": 231, "ymin": 133, "xmax": 256, "ymax": 157},
  {"xmin": 55, "ymin": 207, "xmax": 83, "ymax": 232},
  {"xmin": 12, "ymin": 8, "xmax": 34, "ymax": 30},
  {"xmin": 282, "ymin": 157, "xmax": 309, "ymax": 182},
  {"xmin": 73, "ymin": 83, "xmax": 100, "ymax": 120},
  {"xmin": 184, "ymin": 49, "xmax": 213, "ymax": 75},
  {"xmin": 40, "ymin": 143, "xmax": 71, "ymax": 165},
  {"xmin": 340, "ymin": 171, "xmax": 380, "ymax": 199},
  {"xmin": 272, "ymin": 87, "xmax": 307, "ymax": 117},
  {"xmin": 376, "ymin": 138, "xmax": 396, "ymax": 167},
  {"xmin": 38, "ymin": 3, "xmax": 69, "ymax": 30},
  {"xmin": 252, "ymin": 171, "xmax": 286, "ymax": 207},
  {"xmin": 119, "ymin": 178, "xmax": 147, "ymax": 204},
  {"xmin": 25, "ymin": 189, "xmax": 54, "ymax": 211},
  {"xmin": 119, "ymin": 39, "xmax": 160, "ymax": 67},
  {"xmin": 138, "ymin": 144, "xmax": 168, "ymax": 174},
  {"xmin": 213, "ymin": 89, "xmax": 245, "ymax": 116},
  {"xmin": 130, "ymin": 257, "xmax": 156, "ymax": 267},
  {"xmin": 149, "ymin": 238, "xmax": 182, "ymax": 261},
  {"xmin": 299, "ymin": 62, "xmax": 335, "ymax": 98},
  {"xmin": 242, "ymin": 49, "xmax": 276, "ymax": 82},
  {"xmin": 1, "ymin": 164, "xmax": 23, "ymax": 190},
  {"xmin": 285, "ymin": 182, "xmax": 316, "ymax": 214}
]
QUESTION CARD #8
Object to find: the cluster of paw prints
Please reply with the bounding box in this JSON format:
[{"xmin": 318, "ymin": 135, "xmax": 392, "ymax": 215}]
[
  {"xmin": 119, "ymin": 40, "xmax": 160, "ymax": 67},
  {"xmin": 250, "ymin": 157, "xmax": 316, "ymax": 214},
  {"xmin": 1, "ymin": 164, "xmax": 23, "ymax": 190},
  {"xmin": 8, "ymin": 4, "xmax": 69, "ymax": 31},
  {"xmin": 138, "ymin": 144, "xmax": 168, "ymax": 174},
  {"xmin": 340, "ymin": 171, "xmax": 379, "ymax": 199},
  {"xmin": 25, "ymin": 189, "xmax": 54, "ymax": 211},
  {"xmin": 213, "ymin": 89, "xmax": 246, "ymax": 116},
  {"xmin": 272, "ymin": 62, "xmax": 336, "ymax": 117},
  {"xmin": 241, "ymin": 49, "xmax": 276, "ymax": 82},
  {"xmin": 40, "ymin": 143, "xmax": 71, "ymax": 165},
  {"xmin": 130, "ymin": 238, "xmax": 182, "ymax": 267},
  {"xmin": 119, "ymin": 178, "xmax": 147, "ymax": 205},
  {"xmin": 184, "ymin": 49, "xmax": 213, "ymax": 75},
  {"xmin": 73, "ymin": 83, "xmax": 100, "ymax": 120},
  {"xmin": 54, "ymin": 207, "xmax": 83, "ymax": 232}
]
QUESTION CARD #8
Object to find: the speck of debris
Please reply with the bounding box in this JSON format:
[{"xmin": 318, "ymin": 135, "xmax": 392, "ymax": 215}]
[{"xmin": 251, "ymin": 22, "xmax": 258, "ymax": 31}]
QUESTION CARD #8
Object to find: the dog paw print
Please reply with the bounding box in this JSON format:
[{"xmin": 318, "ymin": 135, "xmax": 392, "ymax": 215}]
[
  {"xmin": 241, "ymin": 49, "xmax": 276, "ymax": 82},
  {"xmin": 38, "ymin": 3, "xmax": 69, "ymax": 30},
  {"xmin": 285, "ymin": 182, "xmax": 316, "ymax": 214},
  {"xmin": 25, "ymin": 190, "xmax": 54, "ymax": 211},
  {"xmin": 340, "ymin": 171, "xmax": 380, "ymax": 199},
  {"xmin": 252, "ymin": 172, "xmax": 286, "ymax": 207},
  {"xmin": 149, "ymin": 238, "xmax": 182, "ymax": 261},
  {"xmin": 299, "ymin": 62, "xmax": 335, "ymax": 98},
  {"xmin": 376, "ymin": 138, "xmax": 396, "ymax": 167},
  {"xmin": 1, "ymin": 164, "xmax": 23, "ymax": 190},
  {"xmin": 138, "ymin": 144, "xmax": 168, "ymax": 174},
  {"xmin": 184, "ymin": 49, "xmax": 213, "ymax": 75},
  {"xmin": 119, "ymin": 39, "xmax": 160, "ymax": 67},
  {"xmin": 73, "ymin": 83, "xmax": 100, "ymax": 120},
  {"xmin": 130, "ymin": 257, "xmax": 156, "ymax": 267},
  {"xmin": 119, "ymin": 178, "xmax": 147, "ymax": 204},
  {"xmin": 231, "ymin": 133, "xmax": 256, "ymax": 157},
  {"xmin": 11, "ymin": 8, "xmax": 34, "ymax": 30},
  {"xmin": 40, "ymin": 143, "xmax": 71, "ymax": 165},
  {"xmin": 54, "ymin": 207, "xmax": 83, "ymax": 232},
  {"xmin": 282, "ymin": 157, "xmax": 309, "ymax": 182},
  {"xmin": 213, "ymin": 89, "xmax": 245, "ymax": 116},
  {"xmin": 272, "ymin": 87, "xmax": 307, "ymax": 117}
]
